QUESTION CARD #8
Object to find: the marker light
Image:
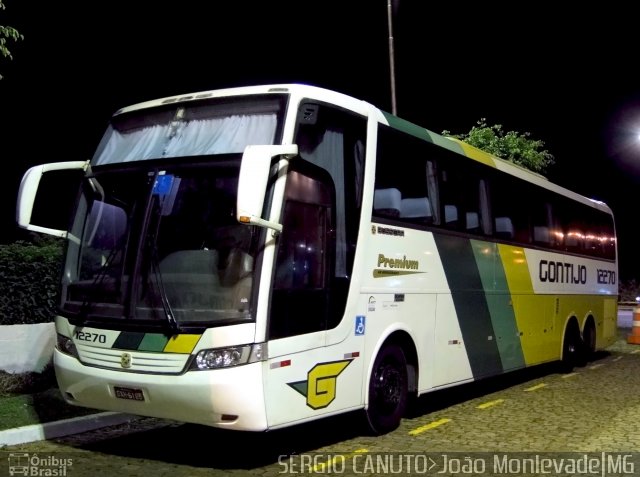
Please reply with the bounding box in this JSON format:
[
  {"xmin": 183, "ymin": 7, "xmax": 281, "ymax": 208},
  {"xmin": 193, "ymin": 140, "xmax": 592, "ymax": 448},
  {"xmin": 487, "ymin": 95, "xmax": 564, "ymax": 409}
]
[{"xmin": 56, "ymin": 334, "xmax": 79, "ymax": 359}]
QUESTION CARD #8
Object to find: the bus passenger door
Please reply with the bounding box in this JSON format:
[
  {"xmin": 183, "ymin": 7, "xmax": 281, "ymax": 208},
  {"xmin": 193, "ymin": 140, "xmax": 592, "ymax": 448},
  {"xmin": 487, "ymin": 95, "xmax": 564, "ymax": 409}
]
[{"xmin": 264, "ymin": 162, "xmax": 361, "ymax": 428}]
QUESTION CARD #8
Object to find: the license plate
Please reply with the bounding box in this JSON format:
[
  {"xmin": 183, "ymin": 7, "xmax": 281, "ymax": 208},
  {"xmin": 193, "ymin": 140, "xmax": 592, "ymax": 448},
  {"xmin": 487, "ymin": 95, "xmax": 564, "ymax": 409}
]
[{"xmin": 114, "ymin": 386, "xmax": 145, "ymax": 401}]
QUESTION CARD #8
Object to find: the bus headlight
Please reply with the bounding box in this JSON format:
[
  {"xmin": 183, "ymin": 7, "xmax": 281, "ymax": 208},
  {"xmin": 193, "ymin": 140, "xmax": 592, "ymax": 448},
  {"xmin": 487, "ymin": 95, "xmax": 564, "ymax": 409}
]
[
  {"xmin": 56, "ymin": 334, "xmax": 79, "ymax": 359},
  {"xmin": 191, "ymin": 343, "xmax": 267, "ymax": 370}
]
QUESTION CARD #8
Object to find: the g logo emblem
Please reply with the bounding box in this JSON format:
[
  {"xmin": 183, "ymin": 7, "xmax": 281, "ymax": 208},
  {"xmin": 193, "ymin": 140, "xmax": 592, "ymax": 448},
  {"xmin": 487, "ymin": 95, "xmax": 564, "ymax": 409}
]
[
  {"xmin": 120, "ymin": 352, "xmax": 132, "ymax": 369},
  {"xmin": 287, "ymin": 360, "xmax": 352, "ymax": 410}
]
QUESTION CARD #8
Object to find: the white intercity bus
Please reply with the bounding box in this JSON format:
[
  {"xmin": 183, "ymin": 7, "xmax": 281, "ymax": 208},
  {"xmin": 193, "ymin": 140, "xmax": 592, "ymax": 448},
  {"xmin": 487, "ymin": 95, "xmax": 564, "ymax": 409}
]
[{"xmin": 17, "ymin": 84, "xmax": 618, "ymax": 434}]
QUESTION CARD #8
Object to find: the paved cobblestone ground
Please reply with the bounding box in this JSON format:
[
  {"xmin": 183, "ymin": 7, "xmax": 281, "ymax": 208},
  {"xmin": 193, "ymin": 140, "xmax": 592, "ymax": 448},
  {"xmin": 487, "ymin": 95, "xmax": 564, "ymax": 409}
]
[{"xmin": 1, "ymin": 329, "xmax": 639, "ymax": 476}]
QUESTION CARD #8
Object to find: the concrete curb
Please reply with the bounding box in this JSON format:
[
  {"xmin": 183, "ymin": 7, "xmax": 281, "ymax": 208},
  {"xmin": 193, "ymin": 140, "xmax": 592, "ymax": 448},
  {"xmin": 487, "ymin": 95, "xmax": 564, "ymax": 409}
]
[{"xmin": 0, "ymin": 412, "xmax": 138, "ymax": 447}]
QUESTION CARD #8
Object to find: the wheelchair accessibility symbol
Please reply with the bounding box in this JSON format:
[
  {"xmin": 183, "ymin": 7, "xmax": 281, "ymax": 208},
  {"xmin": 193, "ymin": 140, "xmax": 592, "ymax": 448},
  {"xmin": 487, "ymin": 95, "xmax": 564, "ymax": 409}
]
[{"xmin": 355, "ymin": 316, "xmax": 366, "ymax": 336}]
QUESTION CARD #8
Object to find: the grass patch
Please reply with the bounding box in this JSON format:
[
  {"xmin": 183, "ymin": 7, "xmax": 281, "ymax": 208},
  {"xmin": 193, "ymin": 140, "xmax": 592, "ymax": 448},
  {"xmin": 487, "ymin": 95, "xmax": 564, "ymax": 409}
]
[
  {"xmin": 0, "ymin": 365, "xmax": 97, "ymax": 431},
  {"xmin": 0, "ymin": 363, "xmax": 57, "ymax": 396},
  {"xmin": 0, "ymin": 388, "xmax": 96, "ymax": 431}
]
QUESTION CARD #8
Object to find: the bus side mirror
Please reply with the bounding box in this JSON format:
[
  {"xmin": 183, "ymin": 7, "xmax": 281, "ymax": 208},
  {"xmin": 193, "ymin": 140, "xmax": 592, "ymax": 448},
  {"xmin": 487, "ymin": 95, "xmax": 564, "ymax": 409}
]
[
  {"xmin": 17, "ymin": 160, "xmax": 88, "ymax": 238},
  {"xmin": 237, "ymin": 145, "xmax": 298, "ymax": 233}
]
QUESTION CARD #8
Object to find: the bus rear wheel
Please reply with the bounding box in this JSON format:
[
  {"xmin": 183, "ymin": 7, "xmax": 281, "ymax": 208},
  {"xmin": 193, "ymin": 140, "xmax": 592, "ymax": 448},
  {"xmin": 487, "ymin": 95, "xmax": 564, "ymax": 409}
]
[
  {"xmin": 560, "ymin": 322, "xmax": 586, "ymax": 372},
  {"xmin": 365, "ymin": 344, "xmax": 408, "ymax": 435},
  {"xmin": 582, "ymin": 320, "xmax": 596, "ymax": 361}
]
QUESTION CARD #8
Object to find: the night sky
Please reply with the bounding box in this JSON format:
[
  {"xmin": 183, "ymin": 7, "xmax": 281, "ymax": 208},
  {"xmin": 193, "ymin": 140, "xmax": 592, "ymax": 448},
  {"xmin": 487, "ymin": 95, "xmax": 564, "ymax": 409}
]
[{"xmin": 1, "ymin": 1, "xmax": 639, "ymax": 280}]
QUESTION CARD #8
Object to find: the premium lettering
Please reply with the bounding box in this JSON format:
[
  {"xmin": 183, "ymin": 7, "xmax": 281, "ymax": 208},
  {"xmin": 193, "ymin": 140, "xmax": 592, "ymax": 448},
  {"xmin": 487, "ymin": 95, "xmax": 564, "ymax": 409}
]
[{"xmin": 377, "ymin": 254, "xmax": 419, "ymax": 270}]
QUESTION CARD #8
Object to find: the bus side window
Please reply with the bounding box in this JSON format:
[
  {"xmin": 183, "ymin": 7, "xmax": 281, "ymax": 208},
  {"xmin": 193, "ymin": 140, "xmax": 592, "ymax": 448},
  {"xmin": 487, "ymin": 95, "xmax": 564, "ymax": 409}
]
[
  {"xmin": 400, "ymin": 197, "xmax": 433, "ymax": 224},
  {"xmin": 533, "ymin": 226, "xmax": 551, "ymax": 245},
  {"xmin": 373, "ymin": 124, "xmax": 434, "ymax": 226},
  {"xmin": 465, "ymin": 212, "xmax": 480, "ymax": 232},
  {"xmin": 373, "ymin": 188, "xmax": 402, "ymax": 218},
  {"xmin": 490, "ymin": 172, "xmax": 531, "ymax": 243},
  {"xmin": 532, "ymin": 201, "xmax": 557, "ymax": 248},
  {"xmin": 439, "ymin": 169, "xmax": 460, "ymax": 230},
  {"xmin": 444, "ymin": 204, "xmax": 459, "ymax": 225},
  {"xmin": 494, "ymin": 216, "xmax": 514, "ymax": 240},
  {"xmin": 435, "ymin": 156, "xmax": 490, "ymax": 235}
]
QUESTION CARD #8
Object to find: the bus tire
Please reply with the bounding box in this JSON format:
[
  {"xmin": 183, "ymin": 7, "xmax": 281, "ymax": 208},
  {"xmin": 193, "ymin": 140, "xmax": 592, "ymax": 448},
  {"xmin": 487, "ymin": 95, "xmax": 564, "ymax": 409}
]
[
  {"xmin": 582, "ymin": 319, "xmax": 596, "ymax": 361},
  {"xmin": 365, "ymin": 344, "xmax": 408, "ymax": 435},
  {"xmin": 560, "ymin": 322, "xmax": 585, "ymax": 372}
]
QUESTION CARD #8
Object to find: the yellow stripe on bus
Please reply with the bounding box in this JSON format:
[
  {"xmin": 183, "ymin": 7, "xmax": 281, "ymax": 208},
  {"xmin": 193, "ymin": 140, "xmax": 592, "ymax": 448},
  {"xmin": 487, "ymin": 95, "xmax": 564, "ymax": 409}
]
[
  {"xmin": 448, "ymin": 138, "xmax": 496, "ymax": 168},
  {"xmin": 497, "ymin": 245, "xmax": 532, "ymax": 292},
  {"xmin": 163, "ymin": 334, "xmax": 201, "ymax": 353},
  {"xmin": 497, "ymin": 244, "xmax": 557, "ymax": 366}
]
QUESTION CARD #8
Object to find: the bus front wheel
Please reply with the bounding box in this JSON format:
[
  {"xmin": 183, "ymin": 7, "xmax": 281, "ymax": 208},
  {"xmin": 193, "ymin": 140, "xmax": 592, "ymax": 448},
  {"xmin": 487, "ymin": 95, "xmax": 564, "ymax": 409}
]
[{"xmin": 365, "ymin": 344, "xmax": 408, "ymax": 435}]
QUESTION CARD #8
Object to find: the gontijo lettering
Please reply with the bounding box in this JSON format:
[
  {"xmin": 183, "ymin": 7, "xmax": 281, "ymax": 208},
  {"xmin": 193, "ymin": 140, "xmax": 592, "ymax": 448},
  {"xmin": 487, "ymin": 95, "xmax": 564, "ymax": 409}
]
[{"xmin": 539, "ymin": 260, "xmax": 587, "ymax": 284}]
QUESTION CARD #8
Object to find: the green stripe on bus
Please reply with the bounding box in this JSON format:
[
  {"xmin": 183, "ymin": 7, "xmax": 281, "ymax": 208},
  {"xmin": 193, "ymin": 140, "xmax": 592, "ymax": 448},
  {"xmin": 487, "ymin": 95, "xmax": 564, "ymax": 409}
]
[
  {"xmin": 434, "ymin": 234, "xmax": 503, "ymax": 378},
  {"xmin": 113, "ymin": 331, "xmax": 145, "ymax": 351},
  {"xmin": 112, "ymin": 332, "xmax": 200, "ymax": 353},
  {"xmin": 381, "ymin": 112, "xmax": 495, "ymax": 161},
  {"xmin": 471, "ymin": 240, "xmax": 526, "ymax": 371},
  {"xmin": 382, "ymin": 113, "xmax": 433, "ymax": 142},
  {"xmin": 138, "ymin": 333, "xmax": 170, "ymax": 352}
]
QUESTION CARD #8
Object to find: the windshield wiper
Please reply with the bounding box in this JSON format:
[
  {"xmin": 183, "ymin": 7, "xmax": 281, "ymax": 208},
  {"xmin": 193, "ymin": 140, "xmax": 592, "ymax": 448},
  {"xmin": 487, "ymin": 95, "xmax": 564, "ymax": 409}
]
[
  {"xmin": 150, "ymin": 247, "xmax": 180, "ymax": 334},
  {"xmin": 143, "ymin": 172, "xmax": 180, "ymax": 334}
]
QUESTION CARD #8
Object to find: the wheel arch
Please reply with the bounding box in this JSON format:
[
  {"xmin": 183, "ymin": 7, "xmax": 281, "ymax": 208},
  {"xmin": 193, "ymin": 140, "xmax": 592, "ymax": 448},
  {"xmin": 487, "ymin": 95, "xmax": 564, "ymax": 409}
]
[
  {"xmin": 365, "ymin": 327, "xmax": 419, "ymax": 404},
  {"xmin": 559, "ymin": 314, "xmax": 586, "ymax": 371},
  {"xmin": 560, "ymin": 315, "xmax": 581, "ymax": 358},
  {"xmin": 582, "ymin": 313, "xmax": 596, "ymax": 333}
]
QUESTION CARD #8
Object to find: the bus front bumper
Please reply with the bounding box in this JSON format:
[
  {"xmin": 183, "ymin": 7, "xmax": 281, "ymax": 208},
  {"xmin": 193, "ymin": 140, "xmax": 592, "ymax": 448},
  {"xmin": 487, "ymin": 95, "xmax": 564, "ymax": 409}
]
[{"xmin": 54, "ymin": 349, "xmax": 268, "ymax": 431}]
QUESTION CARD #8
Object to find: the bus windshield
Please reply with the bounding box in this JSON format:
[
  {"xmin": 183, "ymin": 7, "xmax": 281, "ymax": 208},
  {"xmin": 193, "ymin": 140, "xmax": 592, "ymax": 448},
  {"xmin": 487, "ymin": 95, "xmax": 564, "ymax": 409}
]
[
  {"xmin": 60, "ymin": 94, "xmax": 287, "ymax": 329},
  {"xmin": 62, "ymin": 160, "xmax": 262, "ymax": 329},
  {"xmin": 92, "ymin": 95, "xmax": 285, "ymax": 164}
]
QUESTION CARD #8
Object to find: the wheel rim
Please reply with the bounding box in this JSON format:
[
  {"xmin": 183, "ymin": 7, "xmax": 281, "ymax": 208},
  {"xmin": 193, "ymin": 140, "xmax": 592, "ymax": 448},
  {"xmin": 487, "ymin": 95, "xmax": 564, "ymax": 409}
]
[
  {"xmin": 372, "ymin": 358, "xmax": 403, "ymax": 415},
  {"xmin": 566, "ymin": 334, "xmax": 579, "ymax": 362}
]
